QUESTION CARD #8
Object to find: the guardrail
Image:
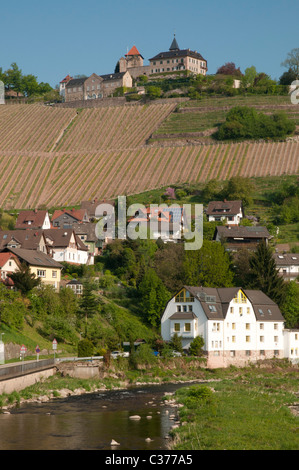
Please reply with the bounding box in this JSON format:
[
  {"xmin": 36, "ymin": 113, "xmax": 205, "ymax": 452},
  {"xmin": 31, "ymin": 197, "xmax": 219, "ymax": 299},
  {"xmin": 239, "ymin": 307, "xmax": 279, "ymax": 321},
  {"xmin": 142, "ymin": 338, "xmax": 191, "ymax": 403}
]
[{"xmin": 0, "ymin": 359, "xmax": 55, "ymax": 381}]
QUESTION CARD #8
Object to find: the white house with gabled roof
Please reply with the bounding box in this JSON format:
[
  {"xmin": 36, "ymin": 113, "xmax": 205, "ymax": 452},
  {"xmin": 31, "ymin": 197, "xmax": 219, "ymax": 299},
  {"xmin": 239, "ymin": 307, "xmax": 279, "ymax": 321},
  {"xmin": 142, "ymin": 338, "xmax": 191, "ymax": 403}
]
[{"xmin": 161, "ymin": 286, "xmax": 286, "ymax": 368}]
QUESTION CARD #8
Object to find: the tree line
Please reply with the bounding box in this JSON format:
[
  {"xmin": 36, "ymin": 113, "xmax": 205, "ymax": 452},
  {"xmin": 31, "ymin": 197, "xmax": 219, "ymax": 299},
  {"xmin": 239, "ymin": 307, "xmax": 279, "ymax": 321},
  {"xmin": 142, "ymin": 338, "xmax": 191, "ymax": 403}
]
[{"xmin": 0, "ymin": 62, "xmax": 53, "ymax": 97}]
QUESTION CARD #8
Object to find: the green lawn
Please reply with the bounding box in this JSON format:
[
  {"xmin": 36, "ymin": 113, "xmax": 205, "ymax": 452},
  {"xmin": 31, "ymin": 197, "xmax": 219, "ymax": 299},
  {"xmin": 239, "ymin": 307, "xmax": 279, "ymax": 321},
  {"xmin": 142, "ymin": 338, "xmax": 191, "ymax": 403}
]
[{"xmin": 171, "ymin": 368, "xmax": 299, "ymax": 450}]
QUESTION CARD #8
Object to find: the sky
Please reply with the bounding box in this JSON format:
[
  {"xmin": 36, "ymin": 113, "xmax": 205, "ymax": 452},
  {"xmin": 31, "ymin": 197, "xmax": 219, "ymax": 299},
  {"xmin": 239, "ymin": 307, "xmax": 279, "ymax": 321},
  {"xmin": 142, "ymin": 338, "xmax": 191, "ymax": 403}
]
[{"xmin": 0, "ymin": 0, "xmax": 298, "ymax": 88}]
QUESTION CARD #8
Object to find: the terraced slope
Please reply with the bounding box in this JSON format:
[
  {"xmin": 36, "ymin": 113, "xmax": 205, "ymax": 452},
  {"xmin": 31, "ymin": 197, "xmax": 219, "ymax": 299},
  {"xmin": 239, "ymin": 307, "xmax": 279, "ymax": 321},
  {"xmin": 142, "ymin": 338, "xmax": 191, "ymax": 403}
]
[
  {"xmin": 0, "ymin": 141, "xmax": 298, "ymax": 209},
  {"xmin": 0, "ymin": 100, "xmax": 298, "ymax": 209}
]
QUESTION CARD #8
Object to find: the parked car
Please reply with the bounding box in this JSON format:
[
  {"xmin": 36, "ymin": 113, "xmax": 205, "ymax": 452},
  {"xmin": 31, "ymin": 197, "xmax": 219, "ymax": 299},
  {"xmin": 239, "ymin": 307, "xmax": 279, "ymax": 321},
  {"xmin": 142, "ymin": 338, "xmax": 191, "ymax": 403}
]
[{"xmin": 111, "ymin": 351, "xmax": 129, "ymax": 358}]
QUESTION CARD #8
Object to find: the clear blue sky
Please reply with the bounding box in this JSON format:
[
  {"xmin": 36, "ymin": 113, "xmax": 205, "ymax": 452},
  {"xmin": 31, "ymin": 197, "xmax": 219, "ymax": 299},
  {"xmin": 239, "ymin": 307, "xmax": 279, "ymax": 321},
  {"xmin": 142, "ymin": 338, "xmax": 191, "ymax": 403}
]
[{"xmin": 1, "ymin": 0, "xmax": 298, "ymax": 87}]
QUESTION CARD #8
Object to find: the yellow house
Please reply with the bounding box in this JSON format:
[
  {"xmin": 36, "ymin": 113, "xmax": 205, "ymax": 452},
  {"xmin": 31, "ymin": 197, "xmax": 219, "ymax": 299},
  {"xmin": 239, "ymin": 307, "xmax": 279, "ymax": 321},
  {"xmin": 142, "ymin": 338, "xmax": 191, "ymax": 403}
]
[{"xmin": 5, "ymin": 247, "xmax": 63, "ymax": 291}]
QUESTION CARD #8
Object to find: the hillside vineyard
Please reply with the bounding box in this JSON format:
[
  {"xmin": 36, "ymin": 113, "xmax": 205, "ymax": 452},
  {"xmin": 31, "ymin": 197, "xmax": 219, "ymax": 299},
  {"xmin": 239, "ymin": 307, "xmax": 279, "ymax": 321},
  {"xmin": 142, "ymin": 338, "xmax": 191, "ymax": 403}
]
[{"xmin": 0, "ymin": 102, "xmax": 298, "ymax": 209}]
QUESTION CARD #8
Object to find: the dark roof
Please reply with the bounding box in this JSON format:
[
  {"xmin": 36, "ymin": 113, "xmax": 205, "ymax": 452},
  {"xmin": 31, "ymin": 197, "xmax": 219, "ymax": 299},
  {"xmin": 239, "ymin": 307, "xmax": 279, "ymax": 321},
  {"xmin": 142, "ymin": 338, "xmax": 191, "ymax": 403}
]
[
  {"xmin": 5, "ymin": 247, "xmax": 63, "ymax": 269},
  {"xmin": 206, "ymin": 200, "xmax": 243, "ymax": 216},
  {"xmin": 100, "ymin": 72, "xmax": 128, "ymax": 81},
  {"xmin": 72, "ymin": 222, "xmax": 98, "ymax": 241},
  {"xmin": 169, "ymin": 35, "xmax": 180, "ymax": 51},
  {"xmin": 15, "ymin": 210, "xmax": 48, "ymax": 229},
  {"xmin": 149, "ymin": 48, "xmax": 206, "ymax": 62},
  {"xmin": 66, "ymin": 77, "xmax": 88, "ymax": 87},
  {"xmin": 169, "ymin": 312, "xmax": 197, "ymax": 320},
  {"xmin": 274, "ymin": 253, "xmax": 299, "ymax": 266},
  {"xmin": 43, "ymin": 229, "xmax": 88, "ymax": 251},
  {"xmin": 216, "ymin": 226, "xmax": 270, "ymax": 239},
  {"xmin": 0, "ymin": 230, "xmax": 45, "ymax": 250},
  {"xmin": 81, "ymin": 198, "xmax": 115, "ymax": 217},
  {"xmin": 183, "ymin": 286, "xmax": 284, "ymax": 322}
]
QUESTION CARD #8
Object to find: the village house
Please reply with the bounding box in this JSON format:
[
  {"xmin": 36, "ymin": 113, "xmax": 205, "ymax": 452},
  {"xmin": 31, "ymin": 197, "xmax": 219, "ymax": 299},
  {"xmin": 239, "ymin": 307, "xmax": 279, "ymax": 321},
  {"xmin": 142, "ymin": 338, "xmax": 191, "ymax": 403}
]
[
  {"xmin": 65, "ymin": 278, "xmax": 83, "ymax": 296},
  {"xmin": 15, "ymin": 210, "xmax": 51, "ymax": 230},
  {"xmin": 43, "ymin": 228, "xmax": 92, "ymax": 265},
  {"xmin": 273, "ymin": 252, "xmax": 299, "ymax": 282},
  {"xmin": 59, "ymin": 74, "xmax": 73, "ymax": 99},
  {"xmin": 283, "ymin": 329, "xmax": 299, "ymax": 364},
  {"xmin": 51, "ymin": 209, "xmax": 89, "ymax": 229},
  {"xmin": 0, "ymin": 252, "xmax": 21, "ymax": 282},
  {"xmin": 0, "ymin": 230, "xmax": 48, "ymax": 253},
  {"xmin": 72, "ymin": 222, "xmax": 103, "ymax": 256},
  {"xmin": 3, "ymin": 247, "xmax": 63, "ymax": 291},
  {"xmin": 127, "ymin": 206, "xmax": 185, "ymax": 242},
  {"xmin": 161, "ymin": 286, "xmax": 286, "ymax": 368},
  {"xmin": 65, "ymin": 72, "xmax": 132, "ymax": 102},
  {"xmin": 214, "ymin": 225, "xmax": 271, "ymax": 251},
  {"xmin": 81, "ymin": 198, "xmax": 115, "ymax": 220},
  {"xmin": 206, "ymin": 200, "xmax": 243, "ymax": 225}
]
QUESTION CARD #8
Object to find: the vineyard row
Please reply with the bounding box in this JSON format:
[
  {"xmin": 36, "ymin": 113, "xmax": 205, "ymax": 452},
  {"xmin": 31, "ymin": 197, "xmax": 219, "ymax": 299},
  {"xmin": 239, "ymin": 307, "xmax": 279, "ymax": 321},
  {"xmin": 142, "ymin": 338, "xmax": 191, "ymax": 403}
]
[{"xmin": 0, "ymin": 141, "xmax": 298, "ymax": 209}]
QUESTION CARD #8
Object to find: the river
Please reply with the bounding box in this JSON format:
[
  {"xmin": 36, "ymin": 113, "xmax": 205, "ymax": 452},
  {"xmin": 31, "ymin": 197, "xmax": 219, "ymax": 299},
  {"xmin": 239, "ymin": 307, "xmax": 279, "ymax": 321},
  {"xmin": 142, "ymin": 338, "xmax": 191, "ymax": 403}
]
[{"xmin": 0, "ymin": 383, "xmax": 190, "ymax": 451}]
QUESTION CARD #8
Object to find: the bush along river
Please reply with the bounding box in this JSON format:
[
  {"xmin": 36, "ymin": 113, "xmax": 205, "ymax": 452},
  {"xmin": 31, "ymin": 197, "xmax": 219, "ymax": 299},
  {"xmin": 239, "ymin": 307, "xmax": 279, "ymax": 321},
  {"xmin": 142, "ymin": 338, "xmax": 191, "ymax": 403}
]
[{"xmin": 0, "ymin": 383, "xmax": 196, "ymax": 451}]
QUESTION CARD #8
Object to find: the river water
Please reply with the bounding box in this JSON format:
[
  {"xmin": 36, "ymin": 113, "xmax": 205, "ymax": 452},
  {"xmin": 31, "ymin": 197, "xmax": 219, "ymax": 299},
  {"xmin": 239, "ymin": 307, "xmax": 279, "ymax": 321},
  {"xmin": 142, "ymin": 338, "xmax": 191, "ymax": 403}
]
[{"xmin": 0, "ymin": 383, "xmax": 189, "ymax": 451}]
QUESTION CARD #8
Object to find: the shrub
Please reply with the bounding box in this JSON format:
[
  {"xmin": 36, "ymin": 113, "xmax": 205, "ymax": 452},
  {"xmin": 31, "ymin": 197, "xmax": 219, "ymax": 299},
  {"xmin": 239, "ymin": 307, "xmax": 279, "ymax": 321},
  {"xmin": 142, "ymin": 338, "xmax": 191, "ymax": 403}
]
[
  {"xmin": 78, "ymin": 338, "xmax": 94, "ymax": 357},
  {"xmin": 215, "ymin": 106, "xmax": 295, "ymax": 141},
  {"xmin": 189, "ymin": 336, "xmax": 204, "ymax": 356}
]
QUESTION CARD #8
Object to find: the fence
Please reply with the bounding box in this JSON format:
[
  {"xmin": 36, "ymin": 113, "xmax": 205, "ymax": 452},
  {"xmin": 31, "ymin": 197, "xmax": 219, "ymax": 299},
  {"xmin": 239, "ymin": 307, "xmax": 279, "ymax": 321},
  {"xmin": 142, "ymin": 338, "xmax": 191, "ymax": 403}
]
[{"xmin": 0, "ymin": 358, "xmax": 55, "ymax": 381}]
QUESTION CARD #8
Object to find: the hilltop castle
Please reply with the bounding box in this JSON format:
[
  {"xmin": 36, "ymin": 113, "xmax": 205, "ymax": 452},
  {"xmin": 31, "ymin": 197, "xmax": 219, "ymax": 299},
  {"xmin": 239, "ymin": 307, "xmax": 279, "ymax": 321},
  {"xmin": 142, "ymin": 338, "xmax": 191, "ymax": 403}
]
[
  {"xmin": 118, "ymin": 35, "xmax": 208, "ymax": 79},
  {"xmin": 60, "ymin": 36, "xmax": 208, "ymax": 101}
]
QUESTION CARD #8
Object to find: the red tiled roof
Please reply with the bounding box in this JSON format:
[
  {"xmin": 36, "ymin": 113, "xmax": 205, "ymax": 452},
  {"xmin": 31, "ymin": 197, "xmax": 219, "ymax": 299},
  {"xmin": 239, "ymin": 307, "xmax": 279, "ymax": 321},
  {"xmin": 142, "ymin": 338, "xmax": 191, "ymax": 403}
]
[
  {"xmin": 126, "ymin": 45, "xmax": 142, "ymax": 56},
  {"xmin": 0, "ymin": 252, "xmax": 18, "ymax": 268},
  {"xmin": 51, "ymin": 209, "xmax": 87, "ymax": 222},
  {"xmin": 60, "ymin": 74, "xmax": 73, "ymax": 83}
]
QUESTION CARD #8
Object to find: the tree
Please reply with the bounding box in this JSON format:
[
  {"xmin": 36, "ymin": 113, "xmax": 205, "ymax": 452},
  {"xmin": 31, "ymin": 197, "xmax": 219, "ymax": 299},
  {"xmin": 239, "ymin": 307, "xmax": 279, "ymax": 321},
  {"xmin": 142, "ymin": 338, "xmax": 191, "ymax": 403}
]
[
  {"xmin": 79, "ymin": 277, "xmax": 99, "ymax": 324},
  {"xmin": 249, "ymin": 241, "xmax": 286, "ymax": 306},
  {"xmin": 281, "ymin": 281, "xmax": 299, "ymax": 329},
  {"xmin": 279, "ymin": 69, "xmax": 297, "ymax": 85},
  {"xmin": 222, "ymin": 176, "xmax": 255, "ymax": 207},
  {"xmin": 138, "ymin": 268, "xmax": 170, "ymax": 327},
  {"xmin": 189, "ymin": 335, "xmax": 205, "ymax": 356},
  {"xmin": 216, "ymin": 62, "xmax": 243, "ymax": 77},
  {"xmin": 146, "ymin": 86, "xmax": 162, "ymax": 100},
  {"xmin": 184, "ymin": 240, "xmax": 234, "ymax": 288},
  {"xmin": 281, "ymin": 48, "xmax": 299, "ymax": 79},
  {"xmin": 242, "ymin": 66, "xmax": 257, "ymax": 87},
  {"xmin": 8, "ymin": 262, "xmax": 41, "ymax": 295},
  {"xmin": 4, "ymin": 62, "xmax": 23, "ymax": 92},
  {"xmin": 170, "ymin": 332, "xmax": 183, "ymax": 353},
  {"xmin": 215, "ymin": 106, "xmax": 295, "ymax": 141}
]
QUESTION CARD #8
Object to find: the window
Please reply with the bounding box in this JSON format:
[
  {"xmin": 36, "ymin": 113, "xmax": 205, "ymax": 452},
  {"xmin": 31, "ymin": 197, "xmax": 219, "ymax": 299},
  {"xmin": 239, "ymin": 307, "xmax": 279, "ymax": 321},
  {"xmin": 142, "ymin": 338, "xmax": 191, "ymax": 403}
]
[
  {"xmin": 260, "ymin": 323, "xmax": 264, "ymax": 330},
  {"xmin": 177, "ymin": 305, "xmax": 182, "ymax": 312},
  {"xmin": 184, "ymin": 323, "xmax": 191, "ymax": 332},
  {"xmin": 232, "ymin": 336, "xmax": 236, "ymax": 343},
  {"xmin": 247, "ymin": 307, "xmax": 250, "ymax": 314},
  {"xmin": 175, "ymin": 289, "xmax": 194, "ymax": 303},
  {"xmin": 174, "ymin": 323, "xmax": 180, "ymax": 332},
  {"xmin": 274, "ymin": 336, "xmax": 278, "ymax": 343},
  {"xmin": 232, "ymin": 323, "xmax": 236, "ymax": 330},
  {"xmin": 37, "ymin": 270, "xmax": 46, "ymax": 278},
  {"xmin": 260, "ymin": 336, "xmax": 264, "ymax": 343},
  {"xmin": 230, "ymin": 307, "xmax": 233, "ymax": 313},
  {"xmin": 274, "ymin": 323, "xmax": 278, "ymax": 330},
  {"xmin": 246, "ymin": 323, "xmax": 250, "ymax": 330},
  {"xmin": 233, "ymin": 290, "xmax": 247, "ymax": 304},
  {"xmin": 52, "ymin": 271, "xmax": 57, "ymax": 278},
  {"xmin": 246, "ymin": 336, "xmax": 251, "ymax": 343}
]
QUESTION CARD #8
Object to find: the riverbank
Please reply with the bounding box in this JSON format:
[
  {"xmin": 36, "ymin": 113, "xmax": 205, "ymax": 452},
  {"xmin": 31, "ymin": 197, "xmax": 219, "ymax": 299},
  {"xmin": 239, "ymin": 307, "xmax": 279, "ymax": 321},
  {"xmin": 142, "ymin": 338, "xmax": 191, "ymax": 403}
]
[{"xmin": 1, "ymin": 357, "xmax": 299, "ymax": 450}]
